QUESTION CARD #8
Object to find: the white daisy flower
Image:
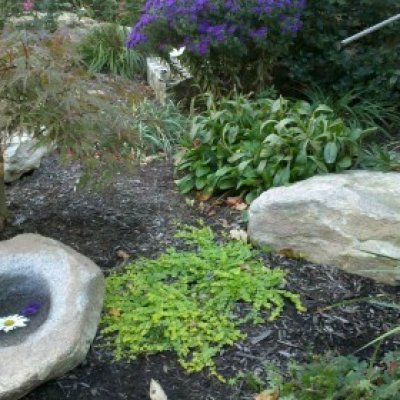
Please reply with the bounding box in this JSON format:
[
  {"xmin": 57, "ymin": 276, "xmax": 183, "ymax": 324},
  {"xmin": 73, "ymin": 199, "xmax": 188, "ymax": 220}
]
[
  {"xmin": 170, "ymin": 46, "xmax": 186, "ymax": 58},
  {"xmin": 0, "ymin": 314, "xmax": 29, "ymax": 333}
]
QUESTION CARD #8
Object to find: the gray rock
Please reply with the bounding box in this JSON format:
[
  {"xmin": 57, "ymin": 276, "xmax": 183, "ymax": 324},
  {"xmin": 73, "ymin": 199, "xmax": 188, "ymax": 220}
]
[
  {"xmin": 0, "ymin": 234, "xmax": 104, "ymax": 400},
  {"xmin": 4, "ymin": 134, "xmax": 52, "ymax": 183},
  {"xmin": 248, "ymin": 171, "xmax": 400, "ymax": 285}
]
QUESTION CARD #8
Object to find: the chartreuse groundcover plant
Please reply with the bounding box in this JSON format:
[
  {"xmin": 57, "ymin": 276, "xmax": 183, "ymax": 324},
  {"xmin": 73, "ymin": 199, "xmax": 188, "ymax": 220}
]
[
  {"xmin": 102, "ymin": 225, "xmax": 304, "ymax": 379},
  {"xmin": 176, "ymin": 95, "xmax": 375, "ymax": 203},
  {"xmin": 127, "ymin": 0, "xmax": 306, "ymax": 92}
]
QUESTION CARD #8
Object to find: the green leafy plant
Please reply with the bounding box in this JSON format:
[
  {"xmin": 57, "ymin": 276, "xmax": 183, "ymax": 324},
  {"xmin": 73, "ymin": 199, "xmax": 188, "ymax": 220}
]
[
  {"xmin": 133, "ymin": 99, "xmax": 189, "ymax": 156},
  {"xmin": 102, "ymin": 225, "xmax": 304, "ymax": 378},
  {"xmin": 78, "ymin": 23, "xmax": 144, "ymax": 78},
  {"xmin": 175, "ymin": 94, "xmax": 375, "ymax": 203},
  {"xmin": 259, "ymin": 352, "xmax": 400, "ymax": 400},
  {"xmin": 303, "ymin": 87, "xmax": 400, "ymax": 138}
]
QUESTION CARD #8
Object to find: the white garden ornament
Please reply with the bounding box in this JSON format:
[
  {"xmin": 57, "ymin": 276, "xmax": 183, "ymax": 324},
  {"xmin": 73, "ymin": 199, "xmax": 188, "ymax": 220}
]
[{"xmin": 169, "ymin": 46, "xmax": 185, "ymax": 58}]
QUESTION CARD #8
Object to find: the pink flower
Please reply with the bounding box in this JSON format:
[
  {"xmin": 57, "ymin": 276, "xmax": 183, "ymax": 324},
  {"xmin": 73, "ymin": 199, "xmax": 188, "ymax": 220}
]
[{"xmin": 23, "ymin": 0, "xmax": 35, "ymax": 12}]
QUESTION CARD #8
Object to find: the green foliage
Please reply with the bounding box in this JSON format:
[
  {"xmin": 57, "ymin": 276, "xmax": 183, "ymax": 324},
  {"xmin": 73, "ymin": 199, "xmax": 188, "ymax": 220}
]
[
  {"xmin": 35, "ymin": 0, "xmax": 64, "ymax": 32},
  {"xmin": 78, "ymin": 0, "xmax": 145, "ymax": 25},
  {"xmin": 133, "ymin": 99, "xmax": 190, "ymax": 156},
  {"xmin": 78, "ymin": 23, "xmax": 144, "ymax": 78},
  {"xmin": 0, "ymin": 0, "xmax": 21, "ymax": 29},
  {"xmin": 261, "ymin": 352, "xmax": 400, "ymax": 400},
  {"xmin": 102, "ymin": 225, "xmax": 304, "ymax": 378},
  {"xmin": 283, "ymin": 0, "xmax": 400, "ymax": 102},
  {"xmin": 175, "ymin": 94, "xmax": 374, "ymax": 203},
  {"xmin": 303, "ymin": 87, "xmax": 400, "ymax": 138},
  {"xmin": 0, "ymin": 30, "xmax": 138, "ymax": 176},
  {"xmin": 359, "ymin": 144, "xmax": 400, "ymax": 172}
]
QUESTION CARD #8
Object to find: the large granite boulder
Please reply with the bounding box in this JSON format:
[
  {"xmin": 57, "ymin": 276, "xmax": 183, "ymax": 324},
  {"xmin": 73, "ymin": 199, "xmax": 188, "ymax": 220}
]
[
  {"xmin": 248, "ymin": 171, "xmax": 400, "ymax": 285},
  {"xmin": 0, "ymin": 234, "xmax": 104, "ymax": 400}
]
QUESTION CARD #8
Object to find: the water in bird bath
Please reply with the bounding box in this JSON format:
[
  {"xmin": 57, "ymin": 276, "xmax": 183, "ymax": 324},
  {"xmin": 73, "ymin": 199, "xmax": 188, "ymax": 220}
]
[{"xmin": 0, "ymin": 273, "xmax": 51, "ymax": 347}]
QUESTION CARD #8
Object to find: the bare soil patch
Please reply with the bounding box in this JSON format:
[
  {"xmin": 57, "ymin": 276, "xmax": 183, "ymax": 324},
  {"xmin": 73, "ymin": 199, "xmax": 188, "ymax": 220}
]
[{"xmin": 2, "ymin": 156, "xmax": 399, "ymax": 400}]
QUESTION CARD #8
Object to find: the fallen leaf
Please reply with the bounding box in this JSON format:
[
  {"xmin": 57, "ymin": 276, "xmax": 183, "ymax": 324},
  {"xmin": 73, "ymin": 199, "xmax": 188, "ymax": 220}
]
[
  {"xmin": 108, "ymin": 308, "xmax": 122, "ymax": 317},
  {"xmin": 234, "ymin": 202, "xmax": 248, "ymax": 211},
  {"xmin": 239, "ymin": 263, "xmax": 251, "ymax": 272},
  {"xmin": 196, "ymin": 191, "xmax": 212, "ymax": 201},
  {"xmin": 116, "ymin": 249, "xmax": 130, "ymax": 260},
  {"xmin": 185, "ymin": 198, "xmax": 195, "ymax": 207},
  {"xmin": 278, "ymin": 248, "xmax": 305, "ymax": 259},
  {"xmin": 229, "ymin": 229, "xmax": 248, "ymax": 242},
  {"xmin": 225, "ymin": 196, "xmax": 248, "ymax": 211},
  {"xmin": 193, "ymin": 138, "xmax": 201, "ymax": 147},
  {"xmin": 149, "ymin": 379, "xmax": 168, "ymax": 400},
  {"xmin": 226, "ymin": 196, "xmax": 242, "ymax": 207},
  {"xmin": 255, "ymin": 389, "xmax": 279, "ymax": 400}
]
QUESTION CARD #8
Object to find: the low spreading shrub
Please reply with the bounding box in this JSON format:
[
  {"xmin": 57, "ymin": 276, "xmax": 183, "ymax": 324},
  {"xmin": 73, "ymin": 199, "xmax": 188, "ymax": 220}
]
[
  {"xmin": 259, "ymin": 352, "xmax": 400, "ymax": 400},
  {"xmin": 78, "ymin": 23, "xmax": 144, "ymax": 78},
  {"xmin": 102, "ymin": 225, "xmax": 304, "ymax": 378},
  {"xmin": 127, "ymin": 0, "xmax": 306, "ymax": 94},
  {"xmin": 175, "ymin": 95, "xmax": 375, "ymax": 203}
]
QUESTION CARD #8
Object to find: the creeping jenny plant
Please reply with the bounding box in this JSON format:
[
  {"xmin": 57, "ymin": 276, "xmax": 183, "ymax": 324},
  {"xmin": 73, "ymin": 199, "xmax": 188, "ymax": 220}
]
[{"xmin": 102, "ymin": 225, "xmax": 304, "ymax": 379}]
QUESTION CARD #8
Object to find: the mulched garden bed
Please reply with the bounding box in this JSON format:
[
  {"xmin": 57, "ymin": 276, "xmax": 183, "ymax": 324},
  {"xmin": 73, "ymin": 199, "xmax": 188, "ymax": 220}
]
[{"xmin": 2, "ymin": 155, "xmax": 400, "ymax": 400}]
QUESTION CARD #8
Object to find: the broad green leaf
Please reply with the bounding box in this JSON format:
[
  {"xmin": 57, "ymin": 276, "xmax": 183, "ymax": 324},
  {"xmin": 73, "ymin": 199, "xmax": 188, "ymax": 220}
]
[
  {"xmin": 215, "ymin": 166, "xmax": 233, "ymax": 177},
  {"xmin": 195, "ymin": 166, "xmax": 210, "ymax": 177},
  {"xmin": 337, "ymin": 156, "xmax": 352, "ymax": 169},
  {"xmin": 324, "ymin": 142, "xmax": 338, "ymax": 164}
]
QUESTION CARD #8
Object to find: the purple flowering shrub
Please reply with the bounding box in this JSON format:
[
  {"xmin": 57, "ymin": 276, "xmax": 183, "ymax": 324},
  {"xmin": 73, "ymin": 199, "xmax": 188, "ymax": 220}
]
[{"xmin": 127, "ymin": 0, "xmax": 305, "ymax": 93}]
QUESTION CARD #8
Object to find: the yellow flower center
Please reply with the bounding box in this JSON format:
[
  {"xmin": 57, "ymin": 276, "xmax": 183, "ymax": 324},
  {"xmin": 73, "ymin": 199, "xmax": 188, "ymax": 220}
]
[{"xmin": 4, "ymin": 319, "xmax": 15, "ymax": 327}]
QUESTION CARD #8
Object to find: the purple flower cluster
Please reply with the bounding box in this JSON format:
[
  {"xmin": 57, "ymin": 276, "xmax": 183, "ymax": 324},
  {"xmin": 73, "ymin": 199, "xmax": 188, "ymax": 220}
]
[{"xmin": 127, "ymin": 0, "xmax": 306, "ymax": 55}]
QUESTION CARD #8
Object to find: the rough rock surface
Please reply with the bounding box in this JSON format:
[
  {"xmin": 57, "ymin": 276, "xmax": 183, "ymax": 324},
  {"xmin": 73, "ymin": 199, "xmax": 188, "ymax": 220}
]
[
  {"xmin": 0, "ymin": 234, "xmax": 104, "ymax": 400},
  {"xmin": 248, "ymin": 171, "xmax": 400, "ymax": 285},
  {"xmin": 4, "ymin": 134, "xmax": 52, "ymax": 183}
]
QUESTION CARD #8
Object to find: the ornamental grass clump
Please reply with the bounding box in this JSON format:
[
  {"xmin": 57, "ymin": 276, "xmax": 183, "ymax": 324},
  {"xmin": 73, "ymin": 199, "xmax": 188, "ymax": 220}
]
[
  {"xmin": 126, "ymin": 0, "xmax": 306, "ymax": 93},
  {"xmin": 102, "ymin": 225, "xmax": 304, "ymax": 379}
]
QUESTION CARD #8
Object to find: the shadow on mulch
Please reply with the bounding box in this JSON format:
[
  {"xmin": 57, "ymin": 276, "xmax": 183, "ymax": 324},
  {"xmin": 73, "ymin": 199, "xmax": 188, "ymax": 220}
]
[{"xmin": 2, "ymin": 155, "xmax": 399, "ymax": 400}]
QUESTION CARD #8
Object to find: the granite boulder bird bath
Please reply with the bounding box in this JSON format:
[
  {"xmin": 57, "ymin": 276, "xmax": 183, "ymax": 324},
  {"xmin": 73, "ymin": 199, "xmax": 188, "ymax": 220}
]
[{"xmin": 0, "ymin": 234, "xmax": 104, "ymax": 400}]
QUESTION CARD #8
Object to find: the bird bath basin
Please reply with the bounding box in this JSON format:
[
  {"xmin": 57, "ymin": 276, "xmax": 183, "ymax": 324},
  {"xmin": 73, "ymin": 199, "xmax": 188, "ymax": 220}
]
[{"xmin": 0, "ymin": 273, "xmax": 51, "ymax": 348}]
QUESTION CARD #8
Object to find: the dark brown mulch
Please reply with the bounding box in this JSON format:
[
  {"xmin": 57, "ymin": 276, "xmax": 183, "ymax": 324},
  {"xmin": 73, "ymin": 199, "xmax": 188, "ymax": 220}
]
[{"xmin": 2, "ymin": 156, "xmax": 400, "ymax": 400}]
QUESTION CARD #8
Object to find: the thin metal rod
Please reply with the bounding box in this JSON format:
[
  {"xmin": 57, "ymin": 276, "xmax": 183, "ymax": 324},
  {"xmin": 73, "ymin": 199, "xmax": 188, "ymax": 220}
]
[{"xmin": 341, "ymin": 13, "xmax": 400, "ymax": 46}]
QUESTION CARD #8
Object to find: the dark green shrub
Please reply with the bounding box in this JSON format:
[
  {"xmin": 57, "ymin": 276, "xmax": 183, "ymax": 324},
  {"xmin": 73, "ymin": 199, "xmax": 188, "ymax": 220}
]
[
  {"xmin": 78, "ymin": 23, "xmax": 144, "ymax": 78},
  {"xmin": 282, "ymin": 0, "xmax": 400, "ymax": 101},
  {"xmin": 175, "ymin": 95, "xmax": 374, "ymax": 203}
]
